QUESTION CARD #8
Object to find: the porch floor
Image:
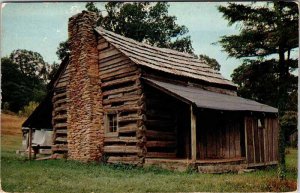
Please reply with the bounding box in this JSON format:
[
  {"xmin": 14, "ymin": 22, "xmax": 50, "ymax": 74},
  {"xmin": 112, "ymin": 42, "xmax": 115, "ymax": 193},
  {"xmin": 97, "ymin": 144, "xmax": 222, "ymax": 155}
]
[
  {"xmin": 144, "ymin": 157, "xmax": 247, "ymax": 173},
  {"xmin": 145, "ymin": 157, "xmax": 245, "ymax": 164}
]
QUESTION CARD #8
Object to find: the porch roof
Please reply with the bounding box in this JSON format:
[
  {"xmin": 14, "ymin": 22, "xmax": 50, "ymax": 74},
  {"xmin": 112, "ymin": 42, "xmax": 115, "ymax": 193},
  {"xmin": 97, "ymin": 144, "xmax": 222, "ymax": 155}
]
[{"xmin": 144, "ymin": 78, "xmax": 278, "ymax": 113}]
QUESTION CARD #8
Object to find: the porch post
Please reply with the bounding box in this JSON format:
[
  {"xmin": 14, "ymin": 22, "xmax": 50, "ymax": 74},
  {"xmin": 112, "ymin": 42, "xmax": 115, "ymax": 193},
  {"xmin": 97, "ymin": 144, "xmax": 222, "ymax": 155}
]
[
  {"xmin": 190, "ymin": 105, "xmax": 197, "ymax": 162},
  {"xmin": 28, "ymin": 128, "xmax": 32, "ymax": 160}
]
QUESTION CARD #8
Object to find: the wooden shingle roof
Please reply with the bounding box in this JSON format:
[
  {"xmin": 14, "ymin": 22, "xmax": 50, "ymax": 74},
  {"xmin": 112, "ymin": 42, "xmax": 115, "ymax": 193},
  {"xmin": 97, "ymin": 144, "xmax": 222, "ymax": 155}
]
[{"xmin": 95, "ymin": 27, "xmax": 236, "ymax": 88}]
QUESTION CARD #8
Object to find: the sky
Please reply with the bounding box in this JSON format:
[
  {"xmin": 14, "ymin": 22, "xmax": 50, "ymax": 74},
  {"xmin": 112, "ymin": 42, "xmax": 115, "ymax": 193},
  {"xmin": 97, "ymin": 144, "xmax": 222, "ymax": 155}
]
[{"xmin": 0, "ymin": 2, "xmax": 290, "ymax": 80}]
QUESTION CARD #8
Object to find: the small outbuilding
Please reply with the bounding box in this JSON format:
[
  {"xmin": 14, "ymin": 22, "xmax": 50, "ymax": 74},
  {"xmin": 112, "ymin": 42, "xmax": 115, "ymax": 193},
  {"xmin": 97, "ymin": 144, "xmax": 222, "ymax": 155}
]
[{"xmin": 23, "ymin": 11, "xmax": 279, "ymax": 173}]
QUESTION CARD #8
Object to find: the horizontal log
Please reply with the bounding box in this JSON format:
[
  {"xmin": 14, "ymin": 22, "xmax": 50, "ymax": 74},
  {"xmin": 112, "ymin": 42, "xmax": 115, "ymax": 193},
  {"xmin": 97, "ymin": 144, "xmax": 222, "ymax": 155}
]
[
  {"xmin": 101, "ymin": 74, "xmax": 140, "ymax": 88},
  {"xmin": 146, "ymin": 152, "xmax": 176, "ymax": 158},
  {"xmin": 97, "ymin": 41, "xmax": 109, "ymax": 51},
  {"xmin": 52, "ymin": 144, "xmax": 68, "ymax": 152},
  {"xmin": 99, "ymin": 53, "xmax": 125, "ymax": 67},
  {"xmin": 56, "ymin": 81, "xmax": 68, "ymax": 88},
  {"xmin": 101, "ymin": 59, "xmax": 133, "ymax": 72},
  {"xmin": 100, "ymin": 66, "xmax": 138, "ymax": 80},
  {"xmin": 118, "ymin": 114, "xmax": 145, "ymax": 123},
  {"xmin": 118, "ymin": 125, "xmax": 137, "ymax": 133},
  {"xmin": 54, "ymin": 123, "xmax": 67, "ymax": 129},
  {"xmin": 103, "ymin": 95, "xmax": 142, "ymax": 105},
  {"xmin": 145, "ymin": 130, "xmax": 176, "ymax": 141},
  {"xmin": 54, "ymin": 98, "xmax": 67, "ymax": 105},
  {"xmin": 99, "ymin": 47, "xmax": 121, "ymax": 60},
  {"xmin": 98, "ymin": 37, "xmax": 106, "ymax": 44},
  {"xmin": 107, "ymin": 156, "xmax": 140, "ymax": 164},
  {"xmin": 146, "ymin": 141, "xmax": 176, "ymax": 148},
  {"xmin": 56, "ymin": 129, "xmax": 67, "ymax": 134},
  {"xmin": 103, "ymin": 84, "xmax": 141, "ymax": 97},
  {"xmin": 104, "ymin": 137, "xmax": 138, "ymax": 143},
  {"xmin": 103, "ymin": 145, "xmax": 140, "ymax": 154},
  {"xmin": 54, "ymin": 106, "xmax": 67, "ymax": 113},
  {"xmin": 104, "ymin": 103, "xmax": 145, "ymax": 112},
  {"xmin": 55, "ymin": 137, "xmax": 67, "ymax": 143},
  {"xmin": 100, "ymin": 61, "xmax": 133, "ymax": 75},
  {"xmin": 53, "ymin": 114, "xmax": 67, "ymax": 121},
  {"xmin": 53, "ymin": 92, "xmax": 67, "ymax": 100}
]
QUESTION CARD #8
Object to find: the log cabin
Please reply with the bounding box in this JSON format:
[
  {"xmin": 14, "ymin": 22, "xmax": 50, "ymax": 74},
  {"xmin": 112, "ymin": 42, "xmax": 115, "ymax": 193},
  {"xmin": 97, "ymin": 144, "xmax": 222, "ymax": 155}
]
[{"xmin": 22, "ymin": 11, "xmax": 279, "ymax": 173}]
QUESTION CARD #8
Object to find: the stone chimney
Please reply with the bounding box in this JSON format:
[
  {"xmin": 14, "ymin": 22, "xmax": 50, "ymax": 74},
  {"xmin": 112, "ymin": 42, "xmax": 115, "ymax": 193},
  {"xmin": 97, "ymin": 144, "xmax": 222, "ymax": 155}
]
[{"xmin": 67, "ymin": 11, "xmax": 104, "ymax": 161}]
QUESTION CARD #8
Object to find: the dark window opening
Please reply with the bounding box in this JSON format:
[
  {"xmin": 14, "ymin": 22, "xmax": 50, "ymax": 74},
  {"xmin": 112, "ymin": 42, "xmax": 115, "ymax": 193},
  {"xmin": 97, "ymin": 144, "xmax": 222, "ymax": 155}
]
[{"xmin": 108, "ymin": 114, "xmax": 118, "ymax": 133}]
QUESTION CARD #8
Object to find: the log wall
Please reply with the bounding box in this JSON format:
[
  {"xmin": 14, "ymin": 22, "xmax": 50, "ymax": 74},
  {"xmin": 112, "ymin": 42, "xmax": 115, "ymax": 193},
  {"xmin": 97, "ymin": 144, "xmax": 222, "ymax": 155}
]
[
  {"xmin": 143, "ymin": 84, "xmax": 187, "ymax": 159},
  {"xmin": 51, "ymin": 63, "xmax": 69, "ymax": 154},
  {"xmin": 197, "ymin": 112, "xmax": 243, "ymax": 159},
  {"xmin": 98, "ymin": 37, "xmax": 145, "ymax": 165},
  {"xmin": 244, "ymin": 116, "xmax": 278, "ymax": 166}
]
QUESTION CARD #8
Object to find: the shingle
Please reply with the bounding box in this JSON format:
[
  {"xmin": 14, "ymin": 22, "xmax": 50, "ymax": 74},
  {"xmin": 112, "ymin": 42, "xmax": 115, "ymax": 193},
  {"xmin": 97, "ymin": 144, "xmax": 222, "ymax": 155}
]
[{"xmin": 95, "ymin": 27, "xmax": 236, "ymax": 88}]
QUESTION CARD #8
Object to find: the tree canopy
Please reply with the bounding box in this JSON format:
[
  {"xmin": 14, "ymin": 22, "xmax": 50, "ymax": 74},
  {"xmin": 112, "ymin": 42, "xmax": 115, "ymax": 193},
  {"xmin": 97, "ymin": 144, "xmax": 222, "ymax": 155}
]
[
  {"xmin": 57, "ymin": 2, "xmax": 194, "ymax": 60},
  {"xmin": 2, "ymin": 50, "xmax": 58, "ymax": 113},
  {"xmin": 199, "ymin": 54, "xmax": 220, "ymax": 71},
  {"xmin": 218, "ymin": 2, "xmax": 298, "ymax": 179}
]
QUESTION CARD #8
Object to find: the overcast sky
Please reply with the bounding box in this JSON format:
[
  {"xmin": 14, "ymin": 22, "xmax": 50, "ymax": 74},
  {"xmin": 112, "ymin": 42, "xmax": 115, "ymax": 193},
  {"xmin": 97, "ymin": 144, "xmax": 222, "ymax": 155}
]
[{"xmin": 0, "ymin": 2, "xmax": 281, "ymax": 79}]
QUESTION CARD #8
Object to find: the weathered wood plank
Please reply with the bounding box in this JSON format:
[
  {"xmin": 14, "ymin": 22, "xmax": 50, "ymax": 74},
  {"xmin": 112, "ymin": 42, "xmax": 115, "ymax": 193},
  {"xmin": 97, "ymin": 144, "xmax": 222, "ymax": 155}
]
[
  {"xmin": 104, "ymin": 137, "xmax": 138, "ymax": 143},
  {"xmin": 100, "ymin": 66, "xmax": 138, "ymax": 80},
  {"xmin": 97, "ymin": 41, "xmax": 109, "ymax": 50},
  {"xmin": 54, "ymin": 123, "xmax": 67, "ymax": 129},
  {"xmin": 101, "ymin": 74, "xmax": 140, "ymax": 88},
  {"xmin": 53, "ymin": 114, "xmax": 67, "ymax": 121},
  {"xmin": 100, "ymin": 61, "xmax": 135, "ymax": 76},
  {"xmin": 99, "ymin": 47, "xmax": 121, "ymax": 60},
  {"xmin": 102, "ymin": 84, "xmax": 141, "ymax": 97},
  {"xmin": 103, "ymin": 95, "xmax": 141, "ymax": 105},
  {"xmin": 103, "ymin": 145, "xmax": 140, "ymax": 153},
  {"xmin": 56, "ymin": 129, "xmax": 67, "ymax": 134},
  {"xmin": 55, "ymin": 137, "xmax": 67, "ymax": 143}
]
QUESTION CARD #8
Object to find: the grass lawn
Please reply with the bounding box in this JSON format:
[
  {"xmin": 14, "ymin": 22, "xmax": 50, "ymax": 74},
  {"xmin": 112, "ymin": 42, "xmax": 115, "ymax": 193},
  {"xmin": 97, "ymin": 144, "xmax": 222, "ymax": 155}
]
[{"xmin": 1, "ymin": 113, "xmax": 297, "ymax": 192}]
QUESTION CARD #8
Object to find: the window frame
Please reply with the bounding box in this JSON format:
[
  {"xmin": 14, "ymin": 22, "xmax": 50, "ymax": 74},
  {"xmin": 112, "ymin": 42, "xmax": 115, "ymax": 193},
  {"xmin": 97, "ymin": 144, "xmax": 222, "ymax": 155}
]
[{"xmin": 105, "ymin": 112, "xmax": 119, "ymax": 137}]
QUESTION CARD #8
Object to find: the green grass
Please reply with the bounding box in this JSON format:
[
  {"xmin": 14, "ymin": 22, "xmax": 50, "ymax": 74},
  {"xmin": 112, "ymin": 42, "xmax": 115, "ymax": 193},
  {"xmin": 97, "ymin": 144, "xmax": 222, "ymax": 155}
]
[
  {"xmin": 1, "ymin": 148, "xmax": 297, "ymax": 192},
  {"xmin": 1, "ymin": 114, "xmax": 298, "ymax": 192}
]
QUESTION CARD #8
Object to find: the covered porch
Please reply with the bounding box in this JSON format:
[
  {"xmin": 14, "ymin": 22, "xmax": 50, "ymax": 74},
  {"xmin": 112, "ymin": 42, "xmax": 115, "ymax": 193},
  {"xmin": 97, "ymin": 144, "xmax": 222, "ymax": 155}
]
[{"xmin": 143, "ymin": 78, "xmax": 278, "ymax": 172}]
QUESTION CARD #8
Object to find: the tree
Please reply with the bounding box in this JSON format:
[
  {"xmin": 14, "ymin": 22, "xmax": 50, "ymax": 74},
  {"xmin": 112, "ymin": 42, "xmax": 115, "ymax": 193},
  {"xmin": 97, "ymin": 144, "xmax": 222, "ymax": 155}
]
[
  {"xmin": 199, "ymin": 54, "xmax": 221, "ymax": 71},
  {"xmin": 57, "ymin": 2, "xmax": 194, "ymax": 60},
  {"xmin": 218, "ymin": 2, "xmax": 298, "ymax": 179},
  {"xmin": 2, "ymin": 50, "xmax": 52, "ymax": 113},
  {"xmin": 56, "ymin": 40, "xmax": 69, "ymax": 61},
  {"xmin": 9, "ymin": 49, "xmax": 51, "ymax": 83}
]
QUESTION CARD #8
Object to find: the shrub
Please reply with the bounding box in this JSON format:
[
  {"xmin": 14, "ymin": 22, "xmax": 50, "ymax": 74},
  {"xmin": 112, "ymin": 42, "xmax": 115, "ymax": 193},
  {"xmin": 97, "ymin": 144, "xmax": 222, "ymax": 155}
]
[{"xmin": 18, "ymin": 101, "xmax": 39, "ymax": 117}]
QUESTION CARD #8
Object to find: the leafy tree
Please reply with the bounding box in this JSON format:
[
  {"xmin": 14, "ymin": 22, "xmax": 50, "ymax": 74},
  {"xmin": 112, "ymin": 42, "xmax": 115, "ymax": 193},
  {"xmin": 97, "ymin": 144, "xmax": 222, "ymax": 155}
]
[
  {"xmin": 218, "ymin": 2, "xmax": 298, "ymax": 179},
  {"xmin": 9, "ymin": 49, "xmax": 51, "ymax": 83},
  {"xmin": 199, "ymin": 54, "xmax": 220, "ymax": 71},
  {"xmin": 56, "ymin": 40, "xmax": 69, "ymax": 61},
  {"xmin": 2, "ymin": 50, "xmax": 50, "ymax": 113},
  {"xmin": 57, "ymin": 2, "xmax": 194, "ymax": 60}
]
